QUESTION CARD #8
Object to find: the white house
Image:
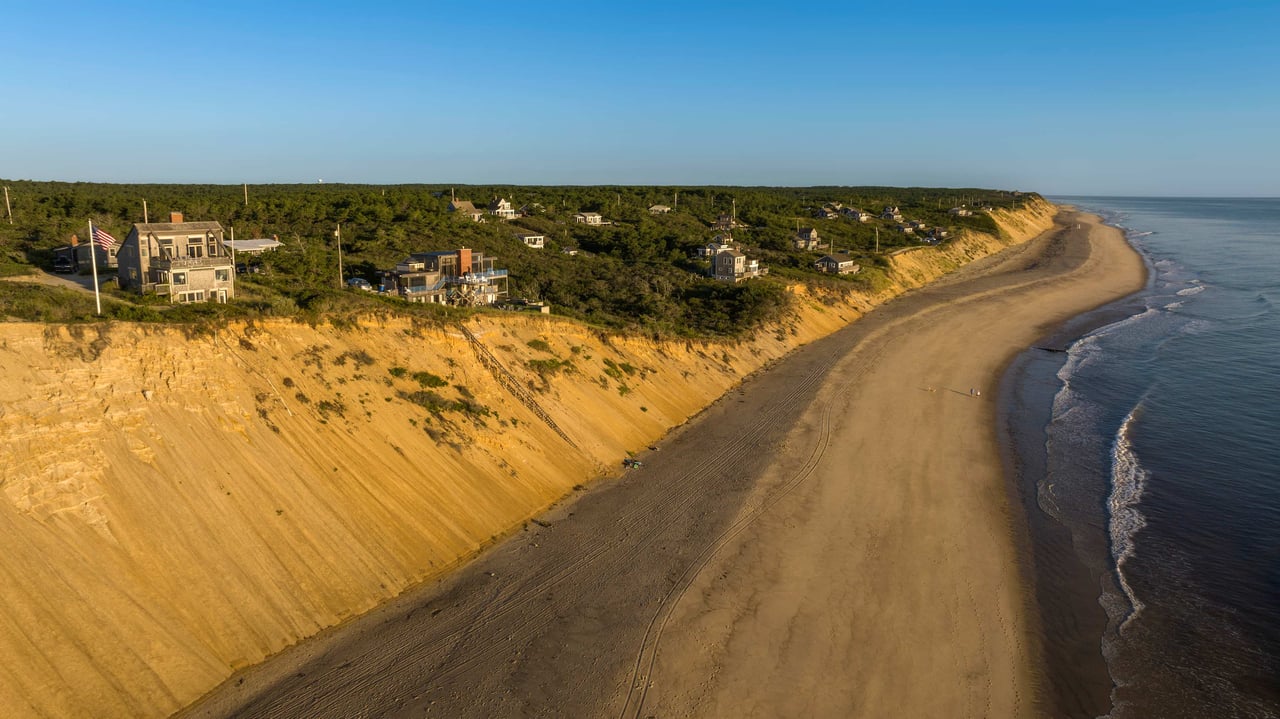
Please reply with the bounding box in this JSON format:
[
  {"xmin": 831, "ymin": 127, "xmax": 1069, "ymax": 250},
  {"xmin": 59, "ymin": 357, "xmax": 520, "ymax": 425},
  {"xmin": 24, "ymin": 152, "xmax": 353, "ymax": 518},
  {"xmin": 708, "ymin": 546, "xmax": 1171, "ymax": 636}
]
[
  {"xmin": 489, "ymin": 198, "xmax": 517, "ymax": 220},
  {"xmin": 514, "ymin": 231, "xmax": 545, "ymax": 249},
  {"xmin": 574, "ymin": 212, "xmax": 604, "ymax": 225}
]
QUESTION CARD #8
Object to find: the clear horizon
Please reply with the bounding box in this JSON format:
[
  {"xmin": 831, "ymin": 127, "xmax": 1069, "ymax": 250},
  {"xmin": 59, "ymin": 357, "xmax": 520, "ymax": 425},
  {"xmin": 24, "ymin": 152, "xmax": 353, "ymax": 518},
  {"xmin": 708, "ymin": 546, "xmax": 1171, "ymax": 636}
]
[{"xmin": 4, "ymin": 1, "xmax": 1277, "ymax": 196}]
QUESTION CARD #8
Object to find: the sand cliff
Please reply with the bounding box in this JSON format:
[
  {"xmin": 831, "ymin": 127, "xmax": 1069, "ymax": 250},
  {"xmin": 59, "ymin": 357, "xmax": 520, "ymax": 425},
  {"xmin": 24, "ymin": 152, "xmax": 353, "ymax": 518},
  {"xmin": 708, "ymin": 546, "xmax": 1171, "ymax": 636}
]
[{"xmin": 0, "ymin": 200, "xmax": 1054, "ymax": 717}]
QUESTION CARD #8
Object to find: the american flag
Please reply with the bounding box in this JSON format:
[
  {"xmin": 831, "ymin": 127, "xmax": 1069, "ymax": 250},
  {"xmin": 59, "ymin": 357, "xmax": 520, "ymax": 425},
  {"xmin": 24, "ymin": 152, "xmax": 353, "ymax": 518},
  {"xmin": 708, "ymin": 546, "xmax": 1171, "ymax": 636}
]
[{"xmin": 92, "ymin": 226, "xmax": 118, "ymax": 251}]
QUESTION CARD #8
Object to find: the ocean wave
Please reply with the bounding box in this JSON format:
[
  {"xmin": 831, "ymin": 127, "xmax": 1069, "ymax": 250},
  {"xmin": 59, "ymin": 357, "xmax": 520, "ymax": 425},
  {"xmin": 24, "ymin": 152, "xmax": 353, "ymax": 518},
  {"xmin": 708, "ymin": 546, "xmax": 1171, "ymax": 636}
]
[
  {"xmin": 1108, "ymin": 403, "xmax": 1149, "ymax": 633},
  {"xmin": 1176, "ymin": 285, "xmax": 1206, "ymax": 297},
  {"xmin": 1163, "ymin": 301, "xmax": 1184, "ymax": 311},
  {"xmin": 1128, "ymin": 230, "xmax": 1155, "ymax": 238},
  {"xmin": 1091, "ymin": 307, "xmax": 1162, "ymax": 341}
]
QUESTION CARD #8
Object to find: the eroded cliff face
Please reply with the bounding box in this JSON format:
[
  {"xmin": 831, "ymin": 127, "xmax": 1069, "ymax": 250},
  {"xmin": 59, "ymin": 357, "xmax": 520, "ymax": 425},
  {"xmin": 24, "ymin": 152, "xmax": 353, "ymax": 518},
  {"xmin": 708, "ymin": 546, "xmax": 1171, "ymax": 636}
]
[{"xmin": 0, "ymin": 201, "xmax": 1054, "ymax": 717}]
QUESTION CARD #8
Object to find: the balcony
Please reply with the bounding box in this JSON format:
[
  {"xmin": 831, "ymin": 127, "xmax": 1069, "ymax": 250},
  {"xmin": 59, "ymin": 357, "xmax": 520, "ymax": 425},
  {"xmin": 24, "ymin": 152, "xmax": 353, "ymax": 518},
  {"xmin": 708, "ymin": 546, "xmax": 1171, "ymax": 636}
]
[
  {"xmin": 455, "ymin": 269, "xmax": 508, "ymax": 284},
  {"xmin": 151, "ymin": 255, "xmax": 233, "ymax": 270}
]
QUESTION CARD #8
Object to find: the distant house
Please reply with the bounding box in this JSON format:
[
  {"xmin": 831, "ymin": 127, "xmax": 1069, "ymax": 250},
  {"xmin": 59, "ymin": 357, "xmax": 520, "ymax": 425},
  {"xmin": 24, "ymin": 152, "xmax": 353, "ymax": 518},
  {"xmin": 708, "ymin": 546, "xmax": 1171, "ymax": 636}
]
[
  {"xmin": 714, "ymin": 213, "xmax": 744, "ymax": 230},
  {"xmin": 221, "ymin": 237, "xmax": 283, "ymax": 255},
  {"xmin": 574, "ymin": 212, "xmax": 604, "ymax": 225},
  {"xmin": 815, "ymin": 254, "xmax": 861, "ymax": 275},
  {"xmin": 948, "ymin": 206, "xmax": 973, "ymax": 217},
  {"xmin": 53, "ymin": 233, "xmax": 117, "ymax": 272},
  {"xmin": 696, "ymin": 233, "xmax": 738, "ymax": 258},
  {"xmin": 881, "ymin": 206, "xmax": 904, "ymax": 221},
  {"xmin": 896, "ymin": 224, "xmax": 915, "ymax": 234},
  {"xmin": 449, "ymin": 200, "xmax": 484, "ymax": 222},
  {"xmin": 489, "ymin": 198, "xmax": 517, "ymax": 220},
  {"xmin": 116, "ymin": 212, "xmax": 234, "ymax": 303},
  {"xmin": 648, "ymin": 204, "xmax": 672, "ymax": 215},
  {"xmin": 561, "ymin": 246, "xmax": 579, "ymax": 256},
  {"xmin": 909, "ymin": 220, "xmax": 929, "ymax": 231},
  {"xmin": 518, "ymin": 203, "xmax": 544, "ymax": 216},
  {"xmin": 380, "ymin": 248, "xmax": 508, "ymax": 306},
  {"xmin": 711, "ymin": 247, "xmax": 766, "ymax": 282},
  {"xmin": 813, "ymin": 207, "xmax": 840, "ymax": 220},
  {"xmin": 514, "ymin": 231, "xmax": 545, "ymax": 249},
  {"xmin": 793, "ymin": 227, "xmax": 823, "ymax": 251},
  {"xmin": 843, "ymin": 208, "xmax": 872, "ymax": 222}
]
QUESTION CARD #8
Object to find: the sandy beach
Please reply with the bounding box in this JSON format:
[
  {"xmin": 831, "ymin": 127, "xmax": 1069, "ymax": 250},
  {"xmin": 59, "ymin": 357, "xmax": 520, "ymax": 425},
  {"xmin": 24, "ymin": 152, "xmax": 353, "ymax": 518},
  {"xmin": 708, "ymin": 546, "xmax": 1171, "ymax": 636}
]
[{"xmin": 182, "ymin": 210, "xmax": 1145, "ymax": 718}]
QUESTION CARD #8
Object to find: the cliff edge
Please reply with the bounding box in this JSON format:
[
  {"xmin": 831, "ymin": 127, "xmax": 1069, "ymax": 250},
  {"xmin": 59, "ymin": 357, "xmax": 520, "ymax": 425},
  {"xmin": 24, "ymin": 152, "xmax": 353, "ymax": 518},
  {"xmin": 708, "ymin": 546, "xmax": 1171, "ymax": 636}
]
[{"xmin": 0, "ymin": 200, "xmax": 1055, "ymax": 717}]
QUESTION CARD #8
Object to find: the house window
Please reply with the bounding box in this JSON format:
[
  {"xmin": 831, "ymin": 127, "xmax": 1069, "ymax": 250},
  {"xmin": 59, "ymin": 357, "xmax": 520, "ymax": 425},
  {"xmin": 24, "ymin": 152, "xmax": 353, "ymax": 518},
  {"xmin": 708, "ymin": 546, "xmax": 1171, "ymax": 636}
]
[
  {"xmin": 188, "ymin": 244, "xmax": 203, "ymax": 258},
  {"xmin": 215, "ymin": 269, "xmax": 230, "ymax": 282},
  {"xmin": 173, "ymin": 272, "xmax": 187, "ymax": 285}
]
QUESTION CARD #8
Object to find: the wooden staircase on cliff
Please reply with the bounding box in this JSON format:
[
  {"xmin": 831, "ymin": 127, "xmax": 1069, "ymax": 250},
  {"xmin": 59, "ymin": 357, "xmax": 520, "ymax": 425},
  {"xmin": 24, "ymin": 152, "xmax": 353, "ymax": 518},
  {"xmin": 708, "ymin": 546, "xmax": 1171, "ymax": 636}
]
[{"xmin": 459, "ymin": 325, "xmax": 578, "ymax": 449}]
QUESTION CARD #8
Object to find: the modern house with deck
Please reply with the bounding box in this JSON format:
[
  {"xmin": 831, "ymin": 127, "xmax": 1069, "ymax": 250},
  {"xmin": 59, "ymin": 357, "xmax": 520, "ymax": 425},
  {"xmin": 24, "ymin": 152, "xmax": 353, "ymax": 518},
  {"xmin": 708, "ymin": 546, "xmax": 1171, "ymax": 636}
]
[
  {"xmin": 379, "ymin": 248, "xmax": 508, "ymax": 306},
  {"xmin": 116, "ymin": 213, "xmax": 234, "ymax": 303}
]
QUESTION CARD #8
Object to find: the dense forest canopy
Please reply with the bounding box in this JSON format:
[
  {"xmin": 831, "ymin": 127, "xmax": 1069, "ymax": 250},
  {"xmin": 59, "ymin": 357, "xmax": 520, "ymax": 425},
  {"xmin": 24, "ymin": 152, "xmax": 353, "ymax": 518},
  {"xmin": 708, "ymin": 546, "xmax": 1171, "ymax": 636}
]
[{"xmin": 0, "ymin": 181, "xmax": 1039, "ymax": 336}]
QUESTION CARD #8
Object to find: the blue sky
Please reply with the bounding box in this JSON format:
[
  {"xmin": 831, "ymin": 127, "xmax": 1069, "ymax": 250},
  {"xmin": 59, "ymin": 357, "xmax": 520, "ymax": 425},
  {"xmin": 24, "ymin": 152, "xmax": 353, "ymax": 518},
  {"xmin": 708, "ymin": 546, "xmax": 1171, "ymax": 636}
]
[{"xmin": 3, "ymin": 1, "xmax": 1277, "ymax": 195}]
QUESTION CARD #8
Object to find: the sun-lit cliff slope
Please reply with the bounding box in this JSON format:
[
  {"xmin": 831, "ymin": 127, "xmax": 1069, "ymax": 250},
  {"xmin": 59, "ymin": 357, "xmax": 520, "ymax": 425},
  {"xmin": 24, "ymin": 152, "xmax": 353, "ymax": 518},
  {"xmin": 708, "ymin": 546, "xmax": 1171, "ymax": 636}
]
[{"xmin": 0, "ymin": 201, "xmax": 1053, "ymax": 717}]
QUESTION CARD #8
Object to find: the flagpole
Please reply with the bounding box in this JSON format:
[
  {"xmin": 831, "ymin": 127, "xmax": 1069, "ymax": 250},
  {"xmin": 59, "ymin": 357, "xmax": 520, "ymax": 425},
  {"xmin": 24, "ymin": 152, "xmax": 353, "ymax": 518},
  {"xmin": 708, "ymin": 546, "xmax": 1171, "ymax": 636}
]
[
  {"xmin": 88, "ymin": 221, "xmax": 102, "ymax": 315},
  {"xmin": 230, "ymin": 226, "xmax": 236, "ymax": 299}
]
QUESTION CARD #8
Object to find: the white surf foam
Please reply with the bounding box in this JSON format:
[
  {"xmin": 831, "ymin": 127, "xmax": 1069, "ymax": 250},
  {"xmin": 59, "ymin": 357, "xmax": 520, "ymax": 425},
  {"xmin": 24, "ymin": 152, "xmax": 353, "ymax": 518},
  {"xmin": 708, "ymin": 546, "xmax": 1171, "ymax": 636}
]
[
  {"xmin": 1175, "ymin": 285, "xmax": 1206, "ymax": 297},
  {"xmin": 1108, "ymin": 403, "xmax": 1149, "ymax": 633}
]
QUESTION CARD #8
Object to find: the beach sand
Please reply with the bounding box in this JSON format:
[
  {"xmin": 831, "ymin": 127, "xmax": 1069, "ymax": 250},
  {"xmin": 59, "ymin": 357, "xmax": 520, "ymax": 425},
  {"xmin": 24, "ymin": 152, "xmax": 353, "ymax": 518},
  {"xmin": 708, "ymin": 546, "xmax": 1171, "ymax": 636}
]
[{"xmin": 183, "ymin": 211, "xmax": 1145, "ymax": 718}]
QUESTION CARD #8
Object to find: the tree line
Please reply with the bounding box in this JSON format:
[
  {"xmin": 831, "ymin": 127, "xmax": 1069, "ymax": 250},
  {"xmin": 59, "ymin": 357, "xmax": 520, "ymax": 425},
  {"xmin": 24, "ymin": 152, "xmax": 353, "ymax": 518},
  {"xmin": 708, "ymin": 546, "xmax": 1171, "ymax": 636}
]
[{"xmin": 0, "ymin": 180, "xmax": 1038, "ymax": 335}]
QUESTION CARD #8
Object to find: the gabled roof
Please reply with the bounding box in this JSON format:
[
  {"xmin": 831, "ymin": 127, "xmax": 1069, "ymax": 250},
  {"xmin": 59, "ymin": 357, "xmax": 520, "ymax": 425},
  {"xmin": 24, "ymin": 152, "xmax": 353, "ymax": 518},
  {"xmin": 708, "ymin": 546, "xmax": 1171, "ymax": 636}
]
[
  {"xmin": 132, "ymin": 221, "xmax": 223, "ymax": 233},
  {"xmin": 449, "ymin": 200, "xmax": 478, "ymax": 212},
  {"xmin": 817, "ymin": 254, "xmax": 855, "ymax": 264}
]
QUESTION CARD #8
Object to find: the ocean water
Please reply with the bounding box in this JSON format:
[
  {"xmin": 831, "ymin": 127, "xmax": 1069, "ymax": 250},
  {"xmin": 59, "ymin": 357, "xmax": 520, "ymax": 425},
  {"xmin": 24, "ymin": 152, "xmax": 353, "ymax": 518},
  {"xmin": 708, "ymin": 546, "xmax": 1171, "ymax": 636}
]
[{"xmin": 1017, "ymin": 197, "xmax": 1280, "ymax": 718}]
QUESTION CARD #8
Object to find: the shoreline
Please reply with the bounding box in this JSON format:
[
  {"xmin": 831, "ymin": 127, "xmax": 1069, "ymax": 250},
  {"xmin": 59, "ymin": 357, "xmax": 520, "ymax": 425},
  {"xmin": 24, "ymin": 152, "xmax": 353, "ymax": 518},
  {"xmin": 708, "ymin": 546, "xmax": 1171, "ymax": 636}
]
[
  {"xmin": 182, "ymin": 208, "xmax": 1148, "ymax": 718},
  {"xmin": 999, "ymin": 285, "xmax": 1152, "ymax": 717}
]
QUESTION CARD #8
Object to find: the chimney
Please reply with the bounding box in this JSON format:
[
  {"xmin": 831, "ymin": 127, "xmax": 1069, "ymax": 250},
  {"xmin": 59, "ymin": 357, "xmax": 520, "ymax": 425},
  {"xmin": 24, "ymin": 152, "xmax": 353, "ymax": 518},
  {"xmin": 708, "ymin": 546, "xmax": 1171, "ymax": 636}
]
[
  {"xmin": 458, "ymin": 248, "xmax": 472, "ymax": 274},
  {"xmin": 70, "ymin": 233, "xmax": 79, "ymax": 246},
  {"xmin": 170, "ymin": 211, "xmax": 184, "ymax": 223}
]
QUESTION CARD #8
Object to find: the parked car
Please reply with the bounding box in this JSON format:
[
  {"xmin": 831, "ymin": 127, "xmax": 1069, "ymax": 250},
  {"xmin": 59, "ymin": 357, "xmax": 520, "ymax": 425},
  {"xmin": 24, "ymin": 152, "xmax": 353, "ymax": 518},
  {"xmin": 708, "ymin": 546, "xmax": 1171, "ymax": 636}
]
[
  {"xmin": 346, "ymin": 277, "xmax": 373, "ymax": 291},
  {"xmin": 52, "ymin": 257, "xmax": 74, "ymax": 274}
]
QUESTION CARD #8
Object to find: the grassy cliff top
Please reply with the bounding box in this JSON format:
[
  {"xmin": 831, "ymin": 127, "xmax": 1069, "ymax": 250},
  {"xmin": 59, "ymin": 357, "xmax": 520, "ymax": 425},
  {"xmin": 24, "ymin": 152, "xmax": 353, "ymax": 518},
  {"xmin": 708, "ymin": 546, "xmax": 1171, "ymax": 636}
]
[{"xmin": 0, "ymin": 181, "xmax": 1040, "ymax": 335}]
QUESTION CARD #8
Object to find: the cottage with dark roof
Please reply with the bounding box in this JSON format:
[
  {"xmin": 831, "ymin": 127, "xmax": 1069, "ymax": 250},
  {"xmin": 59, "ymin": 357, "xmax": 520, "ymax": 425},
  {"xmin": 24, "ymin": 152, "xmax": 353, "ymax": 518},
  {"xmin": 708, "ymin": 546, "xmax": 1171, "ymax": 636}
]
[{"xmin": 815, "ymin": 254, "xmax": 861, "ymax": 275}]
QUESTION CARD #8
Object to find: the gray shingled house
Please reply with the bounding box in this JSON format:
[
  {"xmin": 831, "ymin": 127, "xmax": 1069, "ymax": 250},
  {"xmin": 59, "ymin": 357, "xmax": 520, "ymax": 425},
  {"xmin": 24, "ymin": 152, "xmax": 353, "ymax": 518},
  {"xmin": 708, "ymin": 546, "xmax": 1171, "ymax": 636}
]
[{"xmin": 116, "ymin": 212, "xmax": 234, "ymax": 303}]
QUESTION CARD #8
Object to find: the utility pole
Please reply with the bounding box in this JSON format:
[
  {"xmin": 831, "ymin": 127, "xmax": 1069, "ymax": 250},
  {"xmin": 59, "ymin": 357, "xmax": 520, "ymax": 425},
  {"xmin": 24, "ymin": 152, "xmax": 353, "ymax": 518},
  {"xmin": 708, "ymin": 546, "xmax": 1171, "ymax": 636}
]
[
  {"xmin": 875, "ymin": 226, "xmax": 880, "ymax": 254},
  {"xmin": 4, "ymin": 186, "xmax": 11, "ymax": 224},
  {"xmin": 243, "ymin": 183, "xmax": 249, "ymax": 207},
  {"xmin": 674, "ymin": 191, "xmax": 678, "ymax": 210},
  {"xmin": 142, "ymin": 199, "xmax": 148, "ymax": 223},
  {"xmin": 335, "ymin": 224, "xmax": 344, "ymax": 287}
]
